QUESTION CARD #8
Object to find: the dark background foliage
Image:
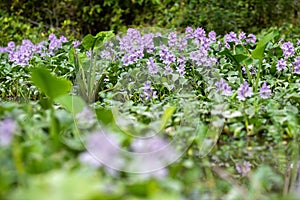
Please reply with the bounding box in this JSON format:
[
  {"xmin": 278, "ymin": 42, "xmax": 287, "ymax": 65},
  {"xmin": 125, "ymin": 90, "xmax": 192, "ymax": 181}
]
[{"xmin": 0, "ymin": 0, "xmax": 299, "ymax": 45}]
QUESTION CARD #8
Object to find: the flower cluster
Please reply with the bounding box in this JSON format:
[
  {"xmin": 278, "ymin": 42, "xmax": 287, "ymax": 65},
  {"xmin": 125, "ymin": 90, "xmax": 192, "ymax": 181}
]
[
  {"xmin": 216, "ymin": 79, "xmax": 271, "ymax": 101},
  {"xmin": 0, "ymin": 34, "xmax": 80, "ymax": 66},
  {"xmin": 79, "ymin": 130, "xmax": 176, "ymax": 179},
  {"xmin": 224, "ymin": 31, "xmax": 256, "ymax": 49},
  {"xmin": 235, "ymin": 161, "xmax": 252, "ymax": 177},
  {"xmin": 141, "ymin": 81, "xmax": 157, "ymax": 101},
  {"xmin": 0, "ymin": 118, "xmax": 17, "ymax": 147}
]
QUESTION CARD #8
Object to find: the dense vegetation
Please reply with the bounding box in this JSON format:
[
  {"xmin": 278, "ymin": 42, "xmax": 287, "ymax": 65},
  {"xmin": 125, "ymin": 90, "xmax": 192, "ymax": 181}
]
[
  {"xmin": 1, "ymin": 0, "xmax": 300, "ymax": 45},
  {"xmin": 1, "ymin": 1, "xmax": 300, "ymax": 199}
]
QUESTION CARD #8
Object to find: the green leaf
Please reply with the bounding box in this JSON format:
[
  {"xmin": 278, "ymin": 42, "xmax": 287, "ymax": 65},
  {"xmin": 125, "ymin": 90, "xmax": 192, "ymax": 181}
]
[
  {"xmin": 81, "ymin": 31, "xmax": 114, "ymax": 50},
  {"xmin": 30, "ymin": 67, "xmax": 72, "ymax": 100},
  {"xmin": 95, "ymin": 108, "xmax": 115, "ymax": 125},
  {"xmin": 251, "ymin": 31, "xmax": 279, "ymax": 61},
  {"xmin": 55, "ymin": 94, "xmax": 86, "ymax": 114},
  {"xmin": 159, "ymin": 106, "xmax": 176, "ymax": 132},
  {"xmin": 81, "ymin": 34, "xmax": 95, "ymax": 50}
]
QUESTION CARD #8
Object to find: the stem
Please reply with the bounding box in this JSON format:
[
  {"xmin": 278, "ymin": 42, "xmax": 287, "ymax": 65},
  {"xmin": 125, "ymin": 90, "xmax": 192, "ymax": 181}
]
[{"xmin": 255, "ymin": 59, "xmax": 262, "ymax": 92}]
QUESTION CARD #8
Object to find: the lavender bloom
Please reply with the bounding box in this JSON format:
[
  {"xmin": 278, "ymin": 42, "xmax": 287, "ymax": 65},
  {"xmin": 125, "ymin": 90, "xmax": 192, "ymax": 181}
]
[
  {"xmin": 235, "ymin": 161, "xmax": 251, "ymax": 176},
  {"xmin": 83, "ymin": 130, "xmax": 124, "ymax": 169},
  {"xmin": 178, "ymin": 38, "xmax": 187, "ymax": 52},
  {"xmin": 215, "ymin": 79, "xmax": 233, "ymax": 96},
  {"xmin": 242, "ymin": 65, "xmax": 256, "ymax": 75},
  {"xmin": 259, "ymin": 82, "xmax": 271, "ymax": 99},
  {"xmin": 224, "ymin": 31, "xmax": 238, "ymax": 44},
  {"xmin": 168, "ymin": 32, "xmax": 177, "ymax": 47},
  {"xmin": 246, "ymin": 34, "xmax": 257, "ymax": 44},
  {"xmin": 224, "ymin": 42, "xmax": 231, "ymax": 49},
  {"xmin": 176, "ymin": 56, "xmax": 186, "ymax": 76},
  {"xmin": 73, "ymin": 40, "xmax": 81, "ymax": 48},
  {"xmin": 293, "ymin": 57, "xmax": 300, "ymax": 74},
  {"xmin": 142, "ymin": 33, "xmax": 155, "ymax": 53},
  {"xmin": 194, "ymin": 27, "xmax": 206, "ymax": 41},
  {"xmin": 185, "ymin": 27, "xmax": 194, "ymax": 39},
  {"xmin": 277, "ymin": 58, "xmax": 287, "ymax": 71},
  {"xmin": 141, "ymin": 81, "xmax": 157, "ymax": 101},
  {"xmin": 147, "ymin": 57, "xmax": 158, "ymax": 74},
  {"xmin": 159, "ymin": 46, "xmax": 176, "ymax": 65},
  {"xmin": 130, "ymin": 136, "xmax": 176, "ymax": 179},
  {"xmin": 189, "ymin": 47, "xmax": 213, "ymax": 67},
  {"xmin": 238, "ymin": 32, "xmax": 246, "ymax": 40},
  {"xmin": 208, "ymin": 31, "xmax": 216, "ymax": 42},
  {"xmin": 282, "ymin": 42, "xmax": 295, "ymax": 58},
  {"xmin": 237, "ymin": 81, "xmax": 253, "ymax": 101},
  {"xmin": 164, "ymin": 65, "xmax": 173, "ymax": 75},
  {"xmin": 297, "ymin": 39, "xmax": 300, "ymax": 46},
  {"xmin": 0, "ymin": 118, "xmax": 17, "ymax": 146}
]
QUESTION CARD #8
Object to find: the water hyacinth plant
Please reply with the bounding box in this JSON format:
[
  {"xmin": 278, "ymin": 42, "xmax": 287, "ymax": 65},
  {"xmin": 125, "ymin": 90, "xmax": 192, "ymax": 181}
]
[{"xmin": 0, "ymin": 25, "xmax": 300, "ymax": 199}]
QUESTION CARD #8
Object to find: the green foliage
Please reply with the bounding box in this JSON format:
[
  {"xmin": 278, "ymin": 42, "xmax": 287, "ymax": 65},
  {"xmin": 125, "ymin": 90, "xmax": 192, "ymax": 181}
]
[
  {"xmin": 1, "ymin": 0, "xmax": 299, "ymax": 37},
  {"xmin": 30, "ymin": 67, "xmax": 72, "ymax": 100}
]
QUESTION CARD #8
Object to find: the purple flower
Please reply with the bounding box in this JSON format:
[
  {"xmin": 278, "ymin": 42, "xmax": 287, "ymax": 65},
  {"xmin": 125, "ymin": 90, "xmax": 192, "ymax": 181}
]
[
  {"xmin": 242, "ymin": 65, "xmax": 256, "ymax": 75},
  {"xmin": 238, "ymin": 32, "xmax": 246, "ymax": 40},
  {"xmin": 282, "ymin": 42, "xmax": 294, "ymax": 58},
  {"xmin": 293, "ymin": 57, "xmax": 300, "ymax": 74},
  {"xmin": 237, "ymin": 81, "xmax": 253, "ymax": 101},
  {"xmin": 185, "ymin": 27, "xmax": 194, "ymax": 39},
  {"xmin": 59, "ymin": 36, "xmax": 68, "ymax": 43},
  {"xmin": 176, "ymin": 56, "xmax": 186, "ymax": 76},
  {"xmin": 178, "ymin": 38, "xmax": 187, "ymax": 52},
  {"xmin": 208, "ymin": 31, "xmax": 216, "ymax": 42},
  {"xmin": 0, "ymin": 118, "xmax": 17, "ymax": 146},
  {"xmin": 141, "ymin": 81, "xmax": 157, "ymax": 101},
  {"xmin": 73, "ymin": 40, "xmax": 81, "ymax": 48},
  {"xmin": 277, "ymin": 58, "xmax": 287, "ymax": 71},
  {"xmin": 84, "ymin": 130, "xmax": 124, "ymax": 168},
  {"xmin": 189, "ymin": 48, "xmax": 213, "ymax": 67},
  {"xmin": 259, "ymin": 82, "xmax": 271, "ymax": 99},
  {"xmin": 147, "ymin": 57, "xmax": 158, "ymax": 74},
  {"xmin": 246, "ymin": 34, "xmax": 256, "ymax": 44},
  {"xmin": 297, "ymin": 39, "xmax": 300, "ymax": 46},
  {"xmin": 224, "ymin": 31, "xmax": 238, "ymax": 44},
  {"xmin": 168, "ymin": 32, "xmax": 177, "ymax": 47},
  {"xmin": 194, "ymin": 27, "xmax": 206, "ymax": 41},
  {"xmin": 215, "ymin": 79, "xmax": 233, "ymax": 96},
  {"xmin": 235, "ymin": 161, "xmax": 251, "ymax": 176}
]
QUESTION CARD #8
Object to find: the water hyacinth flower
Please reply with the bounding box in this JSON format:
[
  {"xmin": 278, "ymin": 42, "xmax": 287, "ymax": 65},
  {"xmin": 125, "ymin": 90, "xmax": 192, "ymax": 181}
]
[
  {"xmin": 224, "ymin": 31, "xmax": 238, "ymax": 44},
  {"xmin": 281, "ymin": 41, "xmax": 295, "ymax": 58},
  {"xmin": 185, "ymin": 27, "xmax": 194, "ymax": 39},
  {"xmin": 237, "ymin": 81, "xmax": 253, "ymax": 101},
  {"xmin": 147, "ymin": 57, "xmax": 158, "ymax": 74},
  {"xmin": 277, "ymin": 58, "xmax": 287, "ymax": 71},
  {"xmin": 0, "ymin": 118, "xmax": 17, "ymax": 146},
  {"xmin": 193, "ymin": 27, "xmax": 206, "ymax": 41},
  {"xmin": 141, "ymin": 81, "xmax": 157, "ymax": 101},
  {"xmin": 259, "ymin": 82, "xmax": 271, "ymax": 99},
  {"xmin": 235, "ymin": 161, "xmax": 252, "ymax": 176},
  {"xmin": 168, "ymin": 32, "xmax": 177, "ymax": 47},
  {"xmin": 293, "ymin": 57, "xmax": 300, "ymax": 74},
  {"xmin": 246, "ymin": 34, "xmax": 256, "ymax": 44},
  {"xmin": 215, "ymin": 79, "xmax": 233, "ymax": 96},
  {"xmin": 208, "ymin": 31, "xmax": 216, "ymax": 42}
]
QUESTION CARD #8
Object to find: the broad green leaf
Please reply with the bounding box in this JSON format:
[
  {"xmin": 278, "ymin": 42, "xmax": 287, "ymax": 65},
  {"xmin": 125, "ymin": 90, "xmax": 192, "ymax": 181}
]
[
  {"xmin": 251, "ymin": 31, "xmax": 279, "ymax": 61},
  {"xmin": 55, "ymin": 94, "xmax": 86, "ymax": 114},
  {"xmin": 159, "ymin": 106, "xmax": 176, "ymax": 132},
  {"xmin": 95, "ymin": 108, "xmax": 115, "ymax": 125},
  {"xmin": 81, "ymin": 34, "xmax": 95, "ymax": 50},
  {"xmin": 81, "ymin": 31, "xmax": 114, "ymax": 50},
  {"xmin": 30, "ymin": 67, "xmax": 72, "ymax": 100},
  {"xmin": 94, "ymin": 31, "xmax": 115, "ymax": 48}
]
